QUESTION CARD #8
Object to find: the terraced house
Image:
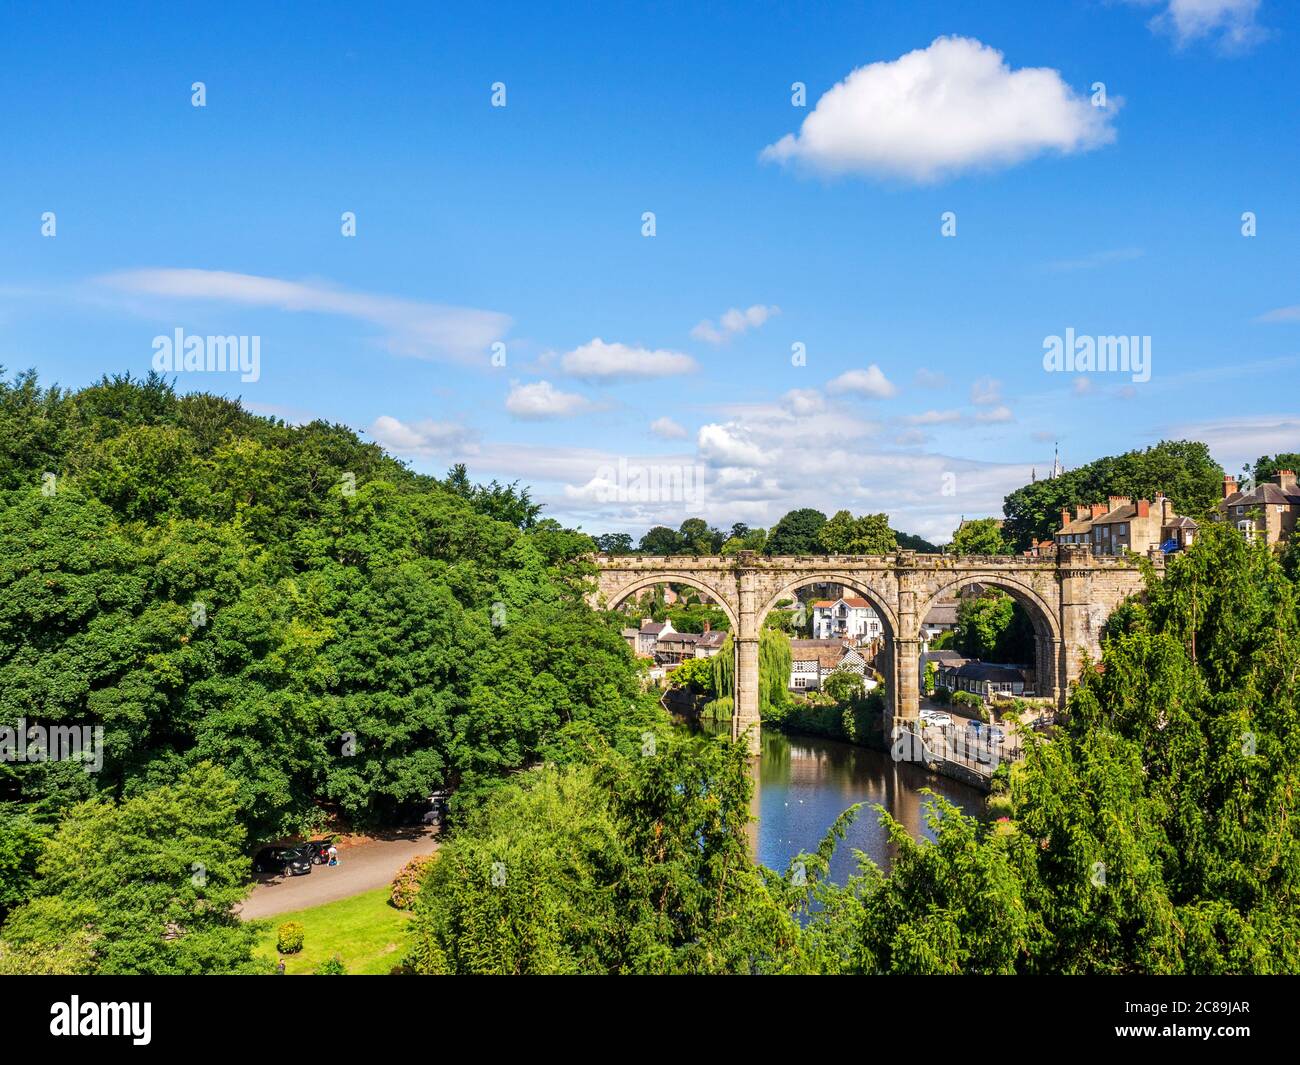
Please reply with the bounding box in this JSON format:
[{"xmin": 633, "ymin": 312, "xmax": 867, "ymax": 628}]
[
  {"xmin": 1054, "ymin": 493, "xmax": 1197, "ymax": 556},
  {"xmin": 1220, "ymin": 470, "xmax": 1300, "ymax": 546}
]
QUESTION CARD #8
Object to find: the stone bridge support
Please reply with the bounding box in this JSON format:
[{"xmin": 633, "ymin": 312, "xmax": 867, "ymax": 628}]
[{"xmin": 592, "ymin": 546, "xmax": 1152, "ymax": 757}]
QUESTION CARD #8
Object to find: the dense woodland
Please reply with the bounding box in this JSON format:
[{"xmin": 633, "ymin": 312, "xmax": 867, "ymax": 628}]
[{"xmin": 1, "ymin": 370, "xmax": 1297, "ymax": 975}]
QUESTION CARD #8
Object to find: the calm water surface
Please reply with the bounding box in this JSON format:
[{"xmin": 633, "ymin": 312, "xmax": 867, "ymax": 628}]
[{"xmin": 748, "ymin": 728, "xmax": 987, "ymax": 884}]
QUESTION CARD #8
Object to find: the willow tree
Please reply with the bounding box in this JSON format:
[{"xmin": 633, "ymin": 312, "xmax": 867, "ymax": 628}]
[{"xmin": 710, "ymin": 629, "xmax": 791, "ymax": 718}]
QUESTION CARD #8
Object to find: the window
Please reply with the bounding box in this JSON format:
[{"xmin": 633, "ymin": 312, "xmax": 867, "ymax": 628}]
[
  {"xmin": 1118, "ymin": 524, "xmax": 1127, "ymax": 535},
  {"xmin": 1236, "ymin": 506, "xmax": 1243, "ymax": 515}
]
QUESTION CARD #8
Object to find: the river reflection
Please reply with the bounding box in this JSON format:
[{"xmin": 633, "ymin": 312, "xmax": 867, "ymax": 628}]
[{"xmin": 748, "ymin": 728, "xmax": 987, "ymax": 885}]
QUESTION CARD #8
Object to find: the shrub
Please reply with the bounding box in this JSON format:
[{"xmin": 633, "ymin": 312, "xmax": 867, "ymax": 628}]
[
  {"xmin": 276, "ymin": 922, "xmax": 304, "ymax": 955},
  {"xmin": 313, "ymin": 955, "xmax": 347, "ymax": 975},
  {"xmin": 931, "ymin": 686, "xmax": 952, "ymax": 706},
  {"xmin": 987, "ymin": 794, "xmax": 1013, "ymax": 819},
  {"xmin": 390, "ymin": 853, "xmax": 439, "ymax": 910}
]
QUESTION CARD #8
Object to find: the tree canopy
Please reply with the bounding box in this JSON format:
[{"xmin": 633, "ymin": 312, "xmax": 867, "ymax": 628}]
[{"xmin": 949, "ymin": 517, "xmax": 1013, "ymax": 556}]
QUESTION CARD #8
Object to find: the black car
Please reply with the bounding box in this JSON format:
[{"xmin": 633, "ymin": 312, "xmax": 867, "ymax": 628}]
[
  {"xmin": 253, "ymin": 846, "xmax": 312, "ymax": 876},
  {"xmin": 300, "ymin": 839, "xmax": 334, "ymax": 865}
]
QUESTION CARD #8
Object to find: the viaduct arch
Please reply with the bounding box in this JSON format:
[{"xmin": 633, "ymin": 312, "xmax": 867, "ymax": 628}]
[{"xmin": 592, "ymin": 545, "xmax": 1150, "ymax": 754}]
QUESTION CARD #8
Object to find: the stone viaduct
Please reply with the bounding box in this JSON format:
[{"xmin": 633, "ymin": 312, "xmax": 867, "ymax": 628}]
[{"xmin": 591, "ymin": 546, "xmax": 1153, "ymax": 754}]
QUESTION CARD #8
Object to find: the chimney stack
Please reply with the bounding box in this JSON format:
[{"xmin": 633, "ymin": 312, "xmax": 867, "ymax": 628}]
[
  {"xmin": 1076, "ymin": 505, "xmax": 1090, "ymax": 521},
  {"xmin": 1090, "ymin": 503, "xmax": 1107, "ymax": 519},
  {"xmin": 1137, "ymin": 499, "xmax": 1150, "ymax": 518},
  {"xmin": 1107, "ymin": 495, "xmax": 1131, "ymax": 511},
  {"xmin": 702, "ymin": 619, "xmax": 710, "ymax": 633},
  {"xmin": 1060, "ymin": 507, "xmax": 1072, "ymax": 529},
  {"xmin": 1278, "ymin": 469, "xmax": 1297, "ymax": 491},
  {"xmin": 1223, "ymin": 474, "xmax": 1237, "ymax": 499}
]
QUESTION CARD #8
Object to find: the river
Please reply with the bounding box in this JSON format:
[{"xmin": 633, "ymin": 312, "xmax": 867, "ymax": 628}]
[{"xmin": 747, "ymin": 727, "xmax": 988, "ymax": 884}]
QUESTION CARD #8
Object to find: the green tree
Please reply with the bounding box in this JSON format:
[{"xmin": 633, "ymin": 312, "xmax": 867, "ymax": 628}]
[
  {"xmin": 953, "ymin": 590, "xmax": 1035, "ymax": 662},
  {"xmin": 0, "ymin": 764, "xmax": 263, "ymax": 975},
  {"xmin": 709, "ymin": 631, "xmax": 790, "ymax": 719},
  {"xmin": 847, "ymin": 799, "xmax": 1033, "ymax": 974},
  {"xmin": 765, "ymin": 509, "xmax": 826, "ymax": 556},
  {"xmin": 819, "ymin": 511, "xmax": 897, "ymax": 554},
  {"xmin": 595, "ymin": 532, "xmax": 633, "ymax": 554},
  {"xmin": 894, "ymin": 530, "xmax": 940, "ymax": 553},
  {"xmin": 822, "ymin": 669, "xmax": 863, "ymax": 705},
  {"xmin": 950, "ymin": 517, "xmax": 1012, "ymax": 556},
  {"xmin": 667, "ymin": 655, "xmax": 715, "ymax": 696},
  {"xmin": 405, "ymin": 739, "xmax": 804, "ymax": 974},
  {"xmin": 1252, "ymin": 453, "xmax": 1300, "ymax": 484},
  {"xmin": 923, "ymin": 660, "xmax": 938, "ymax": 695},
  {"xmin": 638, "ymin": 526, "xmax": 682, "ymax": 555}
]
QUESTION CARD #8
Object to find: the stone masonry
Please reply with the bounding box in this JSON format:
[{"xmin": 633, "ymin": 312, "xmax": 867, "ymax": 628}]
[{"xmin": 592, "ymin": 546, "xmax": 1152, "ymax": 754}]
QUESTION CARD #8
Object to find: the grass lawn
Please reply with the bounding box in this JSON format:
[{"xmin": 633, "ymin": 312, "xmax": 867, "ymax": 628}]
[{"xmin": 252, "ymin": 887, "xmax": 412, "ymax": 975}]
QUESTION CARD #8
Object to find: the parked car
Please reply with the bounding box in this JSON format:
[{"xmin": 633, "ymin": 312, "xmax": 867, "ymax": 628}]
[
  {"xmin": 396, "ymin": 790, "xmax": 451, "ymax": 827},
  {"xmin": 253, "ymin": 846, "xmax": 312, "ymax": 876},
  {"xmin": 920, "ymin": 709, "xmax": 953, "ymax": 727},
  {"xmin": 299, "ymin": 839, "xmax": 334, "ymax": 865}
]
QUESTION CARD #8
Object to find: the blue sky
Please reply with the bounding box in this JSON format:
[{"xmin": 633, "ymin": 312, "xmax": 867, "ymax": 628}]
[{"xmin": 2, "ymin": 0, "xmax": 1297, "ymax": 541}]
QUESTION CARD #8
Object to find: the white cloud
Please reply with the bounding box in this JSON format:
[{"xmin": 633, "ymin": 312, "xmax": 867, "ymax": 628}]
[
  {"xmin": 697, "ymin": 423, "xmax": 773, "ymax": 468},
  {"xmin": 914, "ymin": 368, "xmax": 948, "ymax": 388},
  {"xmin": 1047, "ymin": 247, "xmax": 1144, "ymax": 272},
  {"xmin": 1255, "ymin": 305, "xmax": 1300, "ymax": 323},
  {"xmin": 1163, "ymin": 414, "xmax": 1300, "ymax": 468},
  {"xmin": 691, "ymin": 304, "xmax": 780, "ymax": 344},
  {"xmin": 560, "ymin": 337, "xmax": 697, "ymax": 380},
  {"xmin": 761, "ymin": 36, "xmax": 1116, "ymax": 183},
  {"xmin": 1072, "ymin": 377, "xmax": 1093, "ymax": 395},
  {"xmin": 827, "ymin": 365, "xmax": 898, "ymax": 399},
  {"xmin": 369, "ymin": 415, "xmax": 477, "ymax": 457},
  {"xmin": 1136, "ymin": 0, "xmax": 1266, "ymax": 50},
  {"xmin": 970, "ymin": 376, "xmax": 1002, "ymax": 405},
  {"xmin": 974, "ymin": 405, "xmax": 1014, "ymax": 424},
  {"xmin": 97, "ymin": 268, "xmax": 510, "ymax": 363},
  {"xmin": 428, "ymin": 405, "xmax": 1035, "ymax": 542},
  {"xmin": 782, "ymin": 388, "xmax": 826, "ymax": 416},
  {"xmin": 505, "ymin": 380, "xmax": 591, "ymax": 419},
  {"xmin": 905, "ymin": 409, "xmax": 963, "ymax": 425},
  {"xmin": 650, "ymin": 416, "xmax": 688, "ymax": 439}
]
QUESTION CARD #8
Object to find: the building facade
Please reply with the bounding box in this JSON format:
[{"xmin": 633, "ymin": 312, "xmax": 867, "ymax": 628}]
[
  {"xmin": 1220, "ymin": 470, "xmax": 1300, "ymax": 546},
  {"xmin": 811, "ymin": 597, "xmax": 884, "ymax": 642},
  {"xmin": 787, "ymin": 639, "xmax": 869, "ymax": 692},
  {"xmin": 940, "ymin": 660, "xmax": 1030, "ymax": 700},
  {"xmin": 1054, "ymin": 493, "xmax": 1197, "ymax": 556}
]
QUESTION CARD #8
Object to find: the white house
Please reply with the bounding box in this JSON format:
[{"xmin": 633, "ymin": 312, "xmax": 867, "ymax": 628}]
[
  {"xmin": 788, "ymin": 640, "xmax": 872, "ymax": 692},
  {"xmin": 811, "ymin": 597, "xmax": 884, "ymax": 642}
]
